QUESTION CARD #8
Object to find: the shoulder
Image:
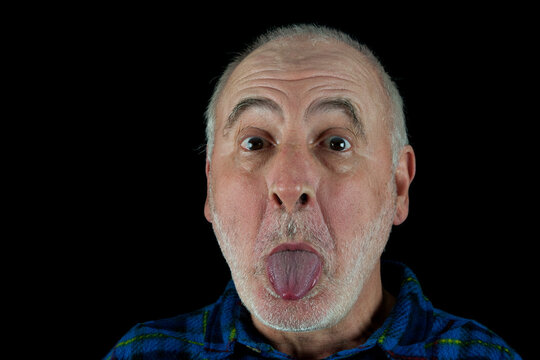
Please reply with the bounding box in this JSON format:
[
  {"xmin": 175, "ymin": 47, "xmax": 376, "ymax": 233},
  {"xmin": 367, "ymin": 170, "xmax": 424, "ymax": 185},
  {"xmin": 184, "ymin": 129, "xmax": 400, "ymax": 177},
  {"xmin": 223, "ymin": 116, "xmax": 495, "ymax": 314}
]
[
  {"xmin": 424, "ymin": 309, "xmax": 522, "ymax": 360},
  {"xmin": 103, "ymin": 306, "xmax": 212, "ymax": 360},
  {"xmin": 380, "ymin": 261, "xmax": 521, "ymax": 359}
]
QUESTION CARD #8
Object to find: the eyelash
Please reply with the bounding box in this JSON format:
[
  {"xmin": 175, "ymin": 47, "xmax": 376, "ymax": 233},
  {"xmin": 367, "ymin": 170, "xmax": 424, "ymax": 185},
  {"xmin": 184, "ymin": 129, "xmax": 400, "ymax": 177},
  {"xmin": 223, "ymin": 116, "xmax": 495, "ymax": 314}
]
[
  {"xmin": 321, "ymin": 136, "xmax": 352, "ymax": 152},
  {"xmin": 240, "ymin": 136, "xmax": 271, "ymax": 151},
  {"xmin": 239, "ymin": 134, "xmax": 352, "ymax": 152}
]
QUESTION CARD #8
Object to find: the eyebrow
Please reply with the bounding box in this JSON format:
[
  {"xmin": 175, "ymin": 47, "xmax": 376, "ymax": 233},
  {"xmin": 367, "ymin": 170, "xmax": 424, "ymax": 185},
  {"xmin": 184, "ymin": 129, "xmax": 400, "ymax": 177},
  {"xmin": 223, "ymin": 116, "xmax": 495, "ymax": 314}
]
[
  {"xmin": 306, "ymin": 97, "xmax": 365, "ymax": 139},
  {"xmin": 224, "ymin": 97, "xmax": 282, "ymax": 133},
  {"xmin": 224, "ymin": 96, "xmax": 365, "ymax": 141}
]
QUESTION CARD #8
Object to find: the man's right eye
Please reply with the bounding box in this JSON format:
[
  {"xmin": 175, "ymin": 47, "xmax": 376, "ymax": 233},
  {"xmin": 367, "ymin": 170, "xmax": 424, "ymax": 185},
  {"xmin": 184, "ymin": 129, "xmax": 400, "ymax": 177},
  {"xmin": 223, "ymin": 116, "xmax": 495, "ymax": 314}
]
[{"xmin": 240, "ymin": 136, "xmax": 267, "ymax": 151}]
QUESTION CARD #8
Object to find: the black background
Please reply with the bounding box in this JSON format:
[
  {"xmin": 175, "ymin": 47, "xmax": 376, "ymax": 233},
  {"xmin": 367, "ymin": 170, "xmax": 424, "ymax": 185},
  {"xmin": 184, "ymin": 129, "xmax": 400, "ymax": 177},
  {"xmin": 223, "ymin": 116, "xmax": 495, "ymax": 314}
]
[{"xmin": 27, "ymin": 5, "xmax": 534, "ymax": 359}]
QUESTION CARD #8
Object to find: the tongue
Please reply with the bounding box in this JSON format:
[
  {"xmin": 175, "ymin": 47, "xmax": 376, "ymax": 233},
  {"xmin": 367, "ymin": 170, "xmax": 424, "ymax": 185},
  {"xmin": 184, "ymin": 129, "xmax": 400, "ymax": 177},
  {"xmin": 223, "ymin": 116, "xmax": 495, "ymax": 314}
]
[{"xmin": 267, "ymin": 250, "xmax": 322, "ymax": 300}]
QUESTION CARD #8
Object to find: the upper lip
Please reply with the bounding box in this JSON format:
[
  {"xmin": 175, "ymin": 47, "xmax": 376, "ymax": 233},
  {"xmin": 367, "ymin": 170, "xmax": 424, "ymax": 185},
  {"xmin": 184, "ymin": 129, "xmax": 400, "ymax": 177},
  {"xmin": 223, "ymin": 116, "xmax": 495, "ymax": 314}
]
[{"xmin": 268, "ymin": 242, "xmax": 320, "ymax": 256}]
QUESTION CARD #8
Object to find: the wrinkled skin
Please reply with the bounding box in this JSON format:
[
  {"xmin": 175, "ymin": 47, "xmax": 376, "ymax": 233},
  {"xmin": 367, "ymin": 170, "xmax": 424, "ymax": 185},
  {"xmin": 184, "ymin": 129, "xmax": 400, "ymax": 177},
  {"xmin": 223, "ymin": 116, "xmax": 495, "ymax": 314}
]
[{"xmin": 205, "ymin": 37, "xmax": 415, "ymax": 359}]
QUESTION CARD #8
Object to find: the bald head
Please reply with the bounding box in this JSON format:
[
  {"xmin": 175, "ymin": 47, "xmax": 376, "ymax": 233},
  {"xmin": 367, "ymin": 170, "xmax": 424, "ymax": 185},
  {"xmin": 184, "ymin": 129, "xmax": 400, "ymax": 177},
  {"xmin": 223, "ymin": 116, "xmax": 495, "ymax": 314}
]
[{"xmin": 204, "ymin": 24, "xmax": 408, "ymax": 165}]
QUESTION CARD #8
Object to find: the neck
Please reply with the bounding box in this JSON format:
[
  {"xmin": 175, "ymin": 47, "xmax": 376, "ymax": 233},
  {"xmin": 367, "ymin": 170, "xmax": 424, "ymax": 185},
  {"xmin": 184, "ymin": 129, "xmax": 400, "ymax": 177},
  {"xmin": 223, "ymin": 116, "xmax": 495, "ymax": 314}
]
[{"xmin": 251, "ymin": 261, "xmax": 395, "ymax": 360}]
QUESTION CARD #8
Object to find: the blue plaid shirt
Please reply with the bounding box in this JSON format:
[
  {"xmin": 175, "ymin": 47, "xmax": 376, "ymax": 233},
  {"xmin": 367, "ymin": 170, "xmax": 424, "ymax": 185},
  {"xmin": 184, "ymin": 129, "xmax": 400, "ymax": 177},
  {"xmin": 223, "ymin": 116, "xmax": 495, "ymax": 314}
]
[{"xmin": 104, "ymin": 261, "xmax": 521, "ymax": 359}]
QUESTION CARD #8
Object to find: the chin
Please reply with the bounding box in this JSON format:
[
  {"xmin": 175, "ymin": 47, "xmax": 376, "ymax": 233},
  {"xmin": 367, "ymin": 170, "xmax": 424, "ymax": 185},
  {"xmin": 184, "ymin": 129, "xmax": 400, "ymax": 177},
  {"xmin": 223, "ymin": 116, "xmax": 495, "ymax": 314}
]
[{"xmin": 238, "ymin": 275, "xmax": 359, "ymax": 333}]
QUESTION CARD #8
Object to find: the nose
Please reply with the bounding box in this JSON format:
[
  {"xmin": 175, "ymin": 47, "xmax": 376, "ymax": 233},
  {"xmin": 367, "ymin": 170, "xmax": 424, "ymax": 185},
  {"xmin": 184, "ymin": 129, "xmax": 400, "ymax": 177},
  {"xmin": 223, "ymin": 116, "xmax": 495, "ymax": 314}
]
[
  {"xmin": 271, "ymin": 184, "xmax": 312, "ymax": 211},
  {"xmin": 268, "ymin": 145, "xmax": 317, "ymax": 212}
]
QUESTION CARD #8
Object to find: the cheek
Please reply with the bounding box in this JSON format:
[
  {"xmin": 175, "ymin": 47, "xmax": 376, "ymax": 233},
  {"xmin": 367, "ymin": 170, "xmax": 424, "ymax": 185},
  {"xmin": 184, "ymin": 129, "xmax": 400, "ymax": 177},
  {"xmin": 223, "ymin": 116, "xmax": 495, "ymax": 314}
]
[
  {"xmin": 212, "ymin": 170, "xmax": 267, "ymax": 249},
  {"xmin": 318, "ymin": 173, "xmax": 385, "ymax": 239}
]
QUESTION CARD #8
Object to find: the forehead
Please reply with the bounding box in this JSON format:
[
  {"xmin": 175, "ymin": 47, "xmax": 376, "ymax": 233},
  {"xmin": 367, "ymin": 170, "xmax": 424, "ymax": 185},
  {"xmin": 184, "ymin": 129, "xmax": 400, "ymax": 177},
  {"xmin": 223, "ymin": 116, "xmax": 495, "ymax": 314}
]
[
  {"xmin": 217, "ymin": 37, "xmax": 388, "ymax": 128},
  {"xmin": 241, "ymin": 37, "xmax": 374, "ymax": 77}
]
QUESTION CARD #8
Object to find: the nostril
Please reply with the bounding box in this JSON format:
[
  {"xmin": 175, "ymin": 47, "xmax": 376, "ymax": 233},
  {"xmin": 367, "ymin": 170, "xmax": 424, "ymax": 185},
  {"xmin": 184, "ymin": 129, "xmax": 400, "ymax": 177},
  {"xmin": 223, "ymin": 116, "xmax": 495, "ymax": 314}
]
[{"xmin": 271, "ymin": 191, "xmax": 309, "ymax": 209}]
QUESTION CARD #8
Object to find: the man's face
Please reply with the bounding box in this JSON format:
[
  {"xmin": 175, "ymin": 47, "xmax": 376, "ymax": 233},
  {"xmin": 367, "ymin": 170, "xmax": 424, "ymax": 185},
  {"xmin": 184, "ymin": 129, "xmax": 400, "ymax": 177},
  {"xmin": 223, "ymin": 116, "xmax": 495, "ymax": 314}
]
[{"xmin": 205, "ymin": 38, "xmax": 401, "ymax": 332}]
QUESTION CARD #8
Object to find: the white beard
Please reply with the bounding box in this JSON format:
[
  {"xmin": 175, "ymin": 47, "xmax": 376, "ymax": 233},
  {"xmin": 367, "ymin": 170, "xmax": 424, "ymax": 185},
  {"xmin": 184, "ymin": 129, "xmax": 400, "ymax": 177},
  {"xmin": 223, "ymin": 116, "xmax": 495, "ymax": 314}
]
[{"xmin": 208, "ymin": 176, "xmax": 397, "ymax": 332}]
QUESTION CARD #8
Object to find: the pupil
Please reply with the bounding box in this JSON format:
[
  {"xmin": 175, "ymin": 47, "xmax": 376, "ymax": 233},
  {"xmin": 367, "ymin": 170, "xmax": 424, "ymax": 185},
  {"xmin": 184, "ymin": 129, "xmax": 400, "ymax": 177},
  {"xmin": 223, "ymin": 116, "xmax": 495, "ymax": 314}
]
[
  {"xmin": 330, "ymin": 137, "xmax": 345, "ymax": 151},
  {"xmin": 248, "ymin": 137, "xmax": 264, "ymax": 150}
]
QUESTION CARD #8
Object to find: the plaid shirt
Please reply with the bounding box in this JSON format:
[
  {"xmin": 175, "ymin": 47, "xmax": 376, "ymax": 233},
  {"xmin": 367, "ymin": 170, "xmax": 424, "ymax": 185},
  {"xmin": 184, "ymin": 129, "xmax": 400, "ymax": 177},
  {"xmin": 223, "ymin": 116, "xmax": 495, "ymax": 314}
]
[{"xmin": 104, "ymin": 261, "xmax": 521, "ymax": 359}]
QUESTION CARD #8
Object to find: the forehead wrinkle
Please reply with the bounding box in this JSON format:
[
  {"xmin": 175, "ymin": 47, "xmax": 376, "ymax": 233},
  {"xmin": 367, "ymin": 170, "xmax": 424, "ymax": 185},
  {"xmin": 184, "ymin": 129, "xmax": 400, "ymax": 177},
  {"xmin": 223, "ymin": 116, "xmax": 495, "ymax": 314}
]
[
  {"xmin": 305, "ymin": 97, "xmax": 366, "ymax": 140},
  {"xmin": 224, "ymin": 97, "xmax": 282, "ymax": 134},
  {"xmin": 222, "ymin": 45, "xmax": 380, "ymax": 140}
]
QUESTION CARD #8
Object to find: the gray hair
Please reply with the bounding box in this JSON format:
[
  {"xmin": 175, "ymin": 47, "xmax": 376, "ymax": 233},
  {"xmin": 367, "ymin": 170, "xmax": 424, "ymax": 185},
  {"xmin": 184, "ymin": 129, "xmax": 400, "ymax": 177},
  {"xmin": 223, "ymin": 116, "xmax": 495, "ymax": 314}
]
[{"xmin": 204, "ymin": 24, "xmax": 408, "ymax": 167}]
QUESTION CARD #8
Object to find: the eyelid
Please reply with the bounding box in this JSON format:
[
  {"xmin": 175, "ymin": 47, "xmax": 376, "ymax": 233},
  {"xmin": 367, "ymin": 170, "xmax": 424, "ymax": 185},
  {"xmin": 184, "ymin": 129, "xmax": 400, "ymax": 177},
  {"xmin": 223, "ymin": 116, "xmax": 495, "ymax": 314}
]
[
  {"xmin": 322, "ymin": 136, "xmax": 352, "ymax": 152},
  {"xmin": 237, "ymin": 127, "xmax": 275, "ymax": 151},
  {"xmin": 315, "ymin": 128, "xmax": 355, "ymax": 150},
  {"xmin": 240, "ymin": 136, "xmax": 269, "ymax": 151}
]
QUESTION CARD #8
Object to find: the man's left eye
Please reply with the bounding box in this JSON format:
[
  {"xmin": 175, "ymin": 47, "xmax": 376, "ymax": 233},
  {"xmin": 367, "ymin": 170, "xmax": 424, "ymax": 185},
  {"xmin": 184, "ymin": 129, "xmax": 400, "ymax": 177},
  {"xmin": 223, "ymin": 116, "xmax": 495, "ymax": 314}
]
[{"xmin": 323, "ymin": 136, "xmax": 351, "ymax": 152}]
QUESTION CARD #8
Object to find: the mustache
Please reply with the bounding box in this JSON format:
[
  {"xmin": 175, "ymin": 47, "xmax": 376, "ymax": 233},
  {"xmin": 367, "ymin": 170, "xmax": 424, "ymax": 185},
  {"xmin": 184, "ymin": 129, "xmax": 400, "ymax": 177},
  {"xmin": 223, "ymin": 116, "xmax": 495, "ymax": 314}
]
[{"xmin": 257, "ymin": 210, "xmax": 335, "ymax": 253}]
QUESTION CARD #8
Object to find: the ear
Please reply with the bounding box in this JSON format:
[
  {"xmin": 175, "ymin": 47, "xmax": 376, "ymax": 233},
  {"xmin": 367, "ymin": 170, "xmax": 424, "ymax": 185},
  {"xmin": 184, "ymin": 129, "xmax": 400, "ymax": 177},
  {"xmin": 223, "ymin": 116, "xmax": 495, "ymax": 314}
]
[
  {"xmin": 393, "ymin": 145, "xmax": 416, "ymax": 225},
  {"xmin": 204, "ymin": 157, "xmax": 213, "ymax": 223}
]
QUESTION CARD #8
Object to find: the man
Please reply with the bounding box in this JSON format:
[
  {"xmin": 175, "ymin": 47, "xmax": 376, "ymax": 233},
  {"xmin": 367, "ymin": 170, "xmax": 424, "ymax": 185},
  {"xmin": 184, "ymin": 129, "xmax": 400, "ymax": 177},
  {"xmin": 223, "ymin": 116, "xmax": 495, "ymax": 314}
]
[{"xmin": 105, "ymin": 24, "xmax": 521, "ymax": 359}]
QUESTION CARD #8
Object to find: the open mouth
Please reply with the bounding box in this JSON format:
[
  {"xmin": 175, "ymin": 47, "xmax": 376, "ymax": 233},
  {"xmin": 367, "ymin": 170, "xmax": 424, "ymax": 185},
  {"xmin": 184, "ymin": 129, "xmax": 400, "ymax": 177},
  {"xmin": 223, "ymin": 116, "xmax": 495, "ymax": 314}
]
[{"xmin": 266, "ymin": 243, "xmax": 323, "ymax": 300}]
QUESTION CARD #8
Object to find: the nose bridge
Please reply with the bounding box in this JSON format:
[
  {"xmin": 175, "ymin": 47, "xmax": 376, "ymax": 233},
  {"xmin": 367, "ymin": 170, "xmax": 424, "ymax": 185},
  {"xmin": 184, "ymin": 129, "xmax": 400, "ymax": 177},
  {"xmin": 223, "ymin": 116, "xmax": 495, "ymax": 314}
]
[{"xmin": 267, "ymin": 143, "xmax": 317, "ymax": 211}]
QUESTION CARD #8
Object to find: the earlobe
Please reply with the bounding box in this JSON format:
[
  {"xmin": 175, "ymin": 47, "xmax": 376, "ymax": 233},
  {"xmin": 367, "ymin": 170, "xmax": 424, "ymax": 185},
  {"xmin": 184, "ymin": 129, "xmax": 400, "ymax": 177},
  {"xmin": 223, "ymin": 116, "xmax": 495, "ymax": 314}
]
[{"xmin": 393, "ymin": 145, "xmax": 416, "ymax": 225}]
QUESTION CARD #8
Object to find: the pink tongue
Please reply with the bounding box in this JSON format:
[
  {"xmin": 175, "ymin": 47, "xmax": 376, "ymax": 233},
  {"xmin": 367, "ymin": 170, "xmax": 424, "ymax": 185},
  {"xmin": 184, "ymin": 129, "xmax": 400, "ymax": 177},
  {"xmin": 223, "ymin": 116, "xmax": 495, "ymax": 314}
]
[{"xmin": 267, "ymin": 250, "xmax": 322, "ymax": 300}]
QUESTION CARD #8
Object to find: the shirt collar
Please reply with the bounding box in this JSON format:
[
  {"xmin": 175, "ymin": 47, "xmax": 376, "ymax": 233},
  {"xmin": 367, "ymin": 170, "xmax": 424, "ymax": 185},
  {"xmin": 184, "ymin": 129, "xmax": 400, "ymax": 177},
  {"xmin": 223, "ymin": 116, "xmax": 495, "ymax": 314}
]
[
  {"xmin": 373, "ymin": 260, "xmax": 435, "ymax": 350},
  {"xmin": 204, "ymin": 261, "xmax": 435, "ymax": 356}
]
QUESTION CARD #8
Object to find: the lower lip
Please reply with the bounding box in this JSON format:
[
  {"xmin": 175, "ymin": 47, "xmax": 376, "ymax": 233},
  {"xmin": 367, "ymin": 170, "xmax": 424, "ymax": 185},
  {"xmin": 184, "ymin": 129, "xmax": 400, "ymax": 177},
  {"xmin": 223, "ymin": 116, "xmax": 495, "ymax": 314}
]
[{"xmin": 266, "ymin": 242, "xmax": 323, "ymax": 300}]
